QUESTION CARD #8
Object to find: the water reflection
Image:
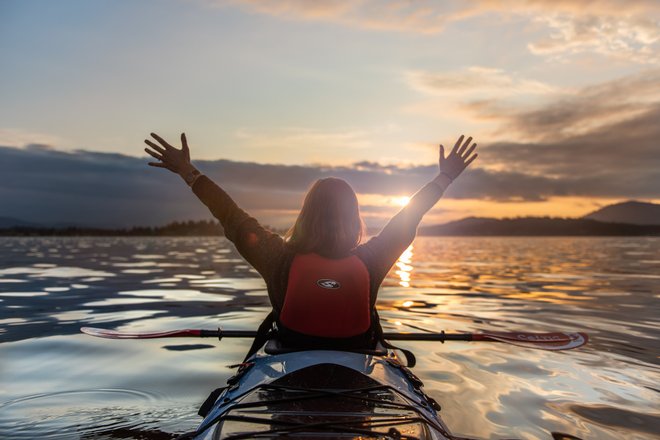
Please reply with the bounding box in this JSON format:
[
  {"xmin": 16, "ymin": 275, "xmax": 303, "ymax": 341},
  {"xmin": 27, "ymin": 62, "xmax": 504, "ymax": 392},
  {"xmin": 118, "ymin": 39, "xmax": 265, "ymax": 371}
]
[
  {"xmin": 0, "ymin": 236, "xmax": 658, "ymax": 439},
  {"xmin": 0, "ymin": 388, "xmax": 190, "ymax": 440},
  {"xmin": 395, "ymin": 243, "xmax": 414, "ymax": 287}
]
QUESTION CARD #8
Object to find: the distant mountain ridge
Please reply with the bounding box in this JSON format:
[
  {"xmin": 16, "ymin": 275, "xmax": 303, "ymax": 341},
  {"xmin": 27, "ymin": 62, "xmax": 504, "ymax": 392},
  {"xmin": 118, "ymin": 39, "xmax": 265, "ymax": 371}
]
[
  {"xmin": 418, "ymin": 217, "xmax": 659, "ymax": 236},
  {"xmin": 417, "ymin": 200, "xmax": 659, "ymax": 236},
  {"xmin": 1, "ymin": 200, "xmax": 658, "ymax": 236},
  {"xmin": 582, "ymin": 201, "xmax": 660, "ymax": 225}
]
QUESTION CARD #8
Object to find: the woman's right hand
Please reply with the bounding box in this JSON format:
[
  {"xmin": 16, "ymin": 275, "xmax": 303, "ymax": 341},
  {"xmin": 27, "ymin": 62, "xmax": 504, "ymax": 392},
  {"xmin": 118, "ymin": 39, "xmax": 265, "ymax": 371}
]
[
  {"xmin": 144, "ymin": 132, "xmax": 195, "ymax": 176},
  {"xmin": 438, "ymin": 135, "xmax": 478, "ymax": 182}
]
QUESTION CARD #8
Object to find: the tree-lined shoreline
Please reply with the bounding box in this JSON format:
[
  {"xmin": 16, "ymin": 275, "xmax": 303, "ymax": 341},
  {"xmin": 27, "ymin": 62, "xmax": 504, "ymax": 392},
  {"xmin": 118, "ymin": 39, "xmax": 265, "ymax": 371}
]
[
  {"xmin": 1, "ymin": 217, "xmax": 658, "ymax": 237},
  {"xmin": 2, "ymin": 201, "xmax": 658, "ymax": 236}
]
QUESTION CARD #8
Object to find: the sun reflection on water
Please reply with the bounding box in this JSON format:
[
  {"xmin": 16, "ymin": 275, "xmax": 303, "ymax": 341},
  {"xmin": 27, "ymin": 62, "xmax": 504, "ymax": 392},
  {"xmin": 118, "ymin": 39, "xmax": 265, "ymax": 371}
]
[{"xmin": 395, "ymin": 244, "xmax": 414, "ymax": 287}]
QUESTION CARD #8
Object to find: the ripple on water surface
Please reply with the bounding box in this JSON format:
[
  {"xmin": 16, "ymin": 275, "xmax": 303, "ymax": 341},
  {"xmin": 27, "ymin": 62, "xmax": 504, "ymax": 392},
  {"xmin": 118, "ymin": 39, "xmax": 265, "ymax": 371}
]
[{"xmin": 0, "ymin": 388, "xmax": 196, "ymax": 439}]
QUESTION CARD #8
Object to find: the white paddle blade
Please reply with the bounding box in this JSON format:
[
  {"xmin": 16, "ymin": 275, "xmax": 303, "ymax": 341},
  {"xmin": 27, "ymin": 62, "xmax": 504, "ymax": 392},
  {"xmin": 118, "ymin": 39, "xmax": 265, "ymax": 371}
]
[
  {"xmin": 485, "ymin": 332, "xmax": 589, "ymax": 350},
  {"xmin": 80, "ymin": 327, "xmax": 201, "ymax": 339}
]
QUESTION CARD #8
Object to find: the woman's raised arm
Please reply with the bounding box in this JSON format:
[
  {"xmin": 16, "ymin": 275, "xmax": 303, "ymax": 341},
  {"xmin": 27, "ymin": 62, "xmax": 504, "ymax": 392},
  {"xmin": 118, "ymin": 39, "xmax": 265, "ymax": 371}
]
[
  {"xmin": 144, "ymin": 132, "xmax": 285, "ymax": 279},
  {"xmin": 359, "ymin": 135, "xmax": 478, "ymax": 283}
]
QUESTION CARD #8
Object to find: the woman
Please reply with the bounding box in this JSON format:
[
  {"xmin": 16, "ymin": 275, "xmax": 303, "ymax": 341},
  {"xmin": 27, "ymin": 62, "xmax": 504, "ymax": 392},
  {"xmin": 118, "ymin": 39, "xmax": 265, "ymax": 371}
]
[{"xmin": 144, "ymin": 133, "xmax": 477, "ymax": 351}]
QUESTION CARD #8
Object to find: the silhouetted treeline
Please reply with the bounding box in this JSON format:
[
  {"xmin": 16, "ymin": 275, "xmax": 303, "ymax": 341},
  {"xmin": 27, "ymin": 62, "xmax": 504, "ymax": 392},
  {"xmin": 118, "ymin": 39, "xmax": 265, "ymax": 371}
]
[
  {"xmin": 0, "ymin": 220, "xmax": 229, "ymax": 236},
  {"xmin": 1, "ymin": 217, "xmax": 659, "ymax": 237},
  {"xmin": 418, "ymin": 217, "xmax": 660, "ymax": 236}
]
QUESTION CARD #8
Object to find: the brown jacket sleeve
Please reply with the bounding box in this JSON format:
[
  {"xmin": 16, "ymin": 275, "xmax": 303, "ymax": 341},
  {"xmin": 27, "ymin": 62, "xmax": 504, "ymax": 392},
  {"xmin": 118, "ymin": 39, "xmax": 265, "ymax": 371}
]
[
  {"xmin": 358, "ymin": 181, "xmax": 446, "ymax": 289},
  {"xmin": 191, "ymin": 175, "xmax": 286, "ymax": 280}
]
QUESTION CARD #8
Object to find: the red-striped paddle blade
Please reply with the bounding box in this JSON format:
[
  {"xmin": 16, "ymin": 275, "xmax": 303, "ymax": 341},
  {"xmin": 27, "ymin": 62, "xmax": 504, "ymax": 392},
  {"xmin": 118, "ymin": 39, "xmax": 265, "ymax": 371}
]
[
  {"xmin": 80, "ymin": 327, "xmax": 254, "ymax": 339},
  {"xmin": 474, "ymin": 331, "xmax": 589, "ymax": 350},
  {"xmin": 80, "ymin": 327, "xmax": 205, "ymax": 339}
]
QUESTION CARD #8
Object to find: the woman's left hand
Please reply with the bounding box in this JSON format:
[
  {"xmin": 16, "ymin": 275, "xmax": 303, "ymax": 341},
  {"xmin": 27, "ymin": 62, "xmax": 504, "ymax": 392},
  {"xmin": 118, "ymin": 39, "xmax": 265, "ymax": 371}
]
[{"xmin": 144, "ymin": 132, "xmax": 195, "ymax": 176}]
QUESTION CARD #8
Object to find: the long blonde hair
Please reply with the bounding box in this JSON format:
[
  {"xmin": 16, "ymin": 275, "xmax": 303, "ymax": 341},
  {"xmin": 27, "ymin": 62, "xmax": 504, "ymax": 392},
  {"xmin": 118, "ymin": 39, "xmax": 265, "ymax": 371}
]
[{"xmin": 285, "ymin": 177, "xmax": 365, "ymax": 257}]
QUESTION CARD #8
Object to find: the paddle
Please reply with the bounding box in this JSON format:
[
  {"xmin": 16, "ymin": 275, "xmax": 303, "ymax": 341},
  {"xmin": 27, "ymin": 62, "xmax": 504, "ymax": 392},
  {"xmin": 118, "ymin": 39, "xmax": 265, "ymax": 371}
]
[{"xmin": 80, "ymin": 327, "xmax": 588, "ymax": 351}]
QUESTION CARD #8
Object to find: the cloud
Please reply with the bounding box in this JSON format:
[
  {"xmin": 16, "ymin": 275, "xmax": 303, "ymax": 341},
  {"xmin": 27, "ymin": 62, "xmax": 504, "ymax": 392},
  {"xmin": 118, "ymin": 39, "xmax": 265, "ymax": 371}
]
[
  {"xmin": 480, "ymin": 105, "xmax": 660, "ymax": 185},
  {"xmin": 528, "ymin": 14, "xmax": 660, "ymax": 64},
  {"xmin": 2, "ymin": 116, "xmax": 658, "ymax": 229},
  {"xmin": 401, "ymin": 67, "xmax": 565, "ymax": 134},
  {"xmin": 234, "ymin": 126, "xmax": 375, "ymax": 159},
  {"xmin": 5, "ymin": 64, "xmax": 660, "ymax": 228},
  {"xmin": 0, "ymin": 128, "xmax": 64, "ymax": 148},
  {"xmin": 462, "ymin": 68, "xmax": 660, "ymax": 141},
  {"xmin": 413, "ymin": 68, "xmax": 660, "ymax": 199},
  {"xmin": 205, "ymin": 0, "xmax": 660, "ymax": 62},
  {"xmin": 230, "ymin": 125, "xmax": 407, "ymax": 165},
  {"xmin": 406, "ymin": 67, "xmax": 559, "ymax": 97},
  {"xmin": 210, "ymin": 0, "xmax": 454, "ymax": 34}
]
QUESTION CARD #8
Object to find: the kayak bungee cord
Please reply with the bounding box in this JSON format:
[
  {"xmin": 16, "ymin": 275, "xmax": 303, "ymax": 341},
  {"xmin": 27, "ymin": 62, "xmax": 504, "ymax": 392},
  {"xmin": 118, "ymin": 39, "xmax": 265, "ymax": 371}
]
[{"xmin": 195, "ymin": 382, "xmax": 451, "ymax": 439}]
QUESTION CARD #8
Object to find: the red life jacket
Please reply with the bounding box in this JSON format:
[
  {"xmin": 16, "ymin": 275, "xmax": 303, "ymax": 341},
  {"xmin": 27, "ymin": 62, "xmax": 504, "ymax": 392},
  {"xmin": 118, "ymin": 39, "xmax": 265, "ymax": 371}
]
[{"xmin": 279, "ymin": 253, "xmax": 371, "ymax": 338}]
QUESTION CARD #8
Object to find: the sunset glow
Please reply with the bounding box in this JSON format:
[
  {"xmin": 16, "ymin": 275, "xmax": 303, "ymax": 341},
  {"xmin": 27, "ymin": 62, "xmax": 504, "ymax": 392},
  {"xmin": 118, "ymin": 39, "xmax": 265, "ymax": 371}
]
[
  {"xmin": 1, "ymin": 1, "xmax": 658, "ymax": 227},
  {"xmin": 393, "ymin": 196, "xmax": 411, "ymax": 207}
]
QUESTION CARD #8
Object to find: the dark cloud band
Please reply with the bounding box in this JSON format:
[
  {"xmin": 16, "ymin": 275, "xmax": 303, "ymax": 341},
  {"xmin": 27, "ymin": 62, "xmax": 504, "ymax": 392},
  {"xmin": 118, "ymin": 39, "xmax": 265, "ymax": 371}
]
[{"xmin": 1, "ymin": 122, "xmax": 657, "ymax": 228}]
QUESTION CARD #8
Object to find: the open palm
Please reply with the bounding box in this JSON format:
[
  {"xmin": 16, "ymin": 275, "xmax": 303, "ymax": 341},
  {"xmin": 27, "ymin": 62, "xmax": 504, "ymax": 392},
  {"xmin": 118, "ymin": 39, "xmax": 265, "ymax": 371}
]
[
  {"xmin": 439, "ymin": 135, "xmax": 478, "ymax": 181},
  {"xmin": 144, "ymin": 132, "xmax": 193, "ymax": 175}
]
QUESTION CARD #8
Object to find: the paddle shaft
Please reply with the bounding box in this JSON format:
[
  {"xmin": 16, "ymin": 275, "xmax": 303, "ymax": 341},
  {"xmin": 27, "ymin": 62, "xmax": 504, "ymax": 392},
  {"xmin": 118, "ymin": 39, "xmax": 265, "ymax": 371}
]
[
  {"xmin": 81, "ymin": 327, "xmax": 587, "ymax": 350},
  {"xmin": 200, "ymin": 330, "xmax": 476, "ymax": 341}
]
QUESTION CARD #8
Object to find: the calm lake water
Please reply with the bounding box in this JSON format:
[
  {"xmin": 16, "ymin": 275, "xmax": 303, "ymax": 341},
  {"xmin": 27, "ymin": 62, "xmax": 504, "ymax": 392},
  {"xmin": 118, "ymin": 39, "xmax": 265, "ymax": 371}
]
[{"xmin": 0, "ymin": 236, "xmax": 658, "ymax": 439}]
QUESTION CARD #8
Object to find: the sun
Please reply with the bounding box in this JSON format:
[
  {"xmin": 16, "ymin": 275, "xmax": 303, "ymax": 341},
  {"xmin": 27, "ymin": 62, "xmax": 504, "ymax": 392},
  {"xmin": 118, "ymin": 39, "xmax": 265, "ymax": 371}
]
[{"xmin": 393, "ymin": 196, "xmax": 411, "ymax": 207}]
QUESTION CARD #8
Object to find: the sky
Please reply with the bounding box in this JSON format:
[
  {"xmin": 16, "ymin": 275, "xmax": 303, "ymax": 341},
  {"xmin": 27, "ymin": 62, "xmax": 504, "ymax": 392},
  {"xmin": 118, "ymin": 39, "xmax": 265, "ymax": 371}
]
[{"xmin": 1, "ymin": 0, "xmax": 659, "ymax": 228}]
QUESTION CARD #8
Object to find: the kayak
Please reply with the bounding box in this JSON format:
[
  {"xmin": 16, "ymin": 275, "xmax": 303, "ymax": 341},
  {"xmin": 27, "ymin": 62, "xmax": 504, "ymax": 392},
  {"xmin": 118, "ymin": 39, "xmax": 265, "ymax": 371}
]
[
  {"xmin": 78, "ymin": 327, "xmax": 587, "ymax": 439},
  {"xmin": 79, "ymin": 327, "xmax": 587, "ymax": 439},
  {"xmin": 185, "ymin": 339, "xmax": 463, "ymax": 440}
]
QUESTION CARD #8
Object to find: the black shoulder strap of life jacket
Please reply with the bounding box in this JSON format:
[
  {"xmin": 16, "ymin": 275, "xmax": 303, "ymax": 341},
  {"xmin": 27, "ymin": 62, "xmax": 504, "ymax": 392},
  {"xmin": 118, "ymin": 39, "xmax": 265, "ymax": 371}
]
[
  {"xmin": 372, "ymin": 309, "xmax": 417, "ymax": 368},
  {"xmin": 242, "ymin": 310, "xmax": 276, "ymax": 362}
]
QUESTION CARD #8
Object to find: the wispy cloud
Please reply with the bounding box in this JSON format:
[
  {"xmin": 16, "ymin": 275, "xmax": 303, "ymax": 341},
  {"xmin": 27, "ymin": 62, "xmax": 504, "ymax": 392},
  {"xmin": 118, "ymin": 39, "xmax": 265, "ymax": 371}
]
[
  {"xmin": 401, "ymin": 67, "xmax": 564, "ymax": 136},
  {"xmin": 405, "ymin": 66, "xmax": 660, "ymax": 147},
  {"xmin": 206, "ymin": 0, "xmax": 660, "ymax": 62},
  {"xmin": 529, "ymin": 14, "xmax": 660, "ymax": 64},
  {"xmin": 403, "ymin": 67, "xmax": 660, "ymax": 200},
  {"xmin": 210, "ymin": 0, "xmax": 453, "ymax": 33},
  {"xmin": 234, "ymin": 127, "xmax": 374, "ymax": 161},
  {"xmin": 480, "ymin": 105, "xmax": 660, "ymax": 186},
  {"xmin": 462, "ymin": 68, "xmax": 660, "ymax": 141},
  {"xmin": 0, "ymin": 128, "xmax": 64, "ymax": 148},
  {"xmin": 406, "ymin": 67, "xmax": 559, "ymax": 97},
  {"xmin": 462, "ymin": 69, "xmax": 660, "ymax": 200}
]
